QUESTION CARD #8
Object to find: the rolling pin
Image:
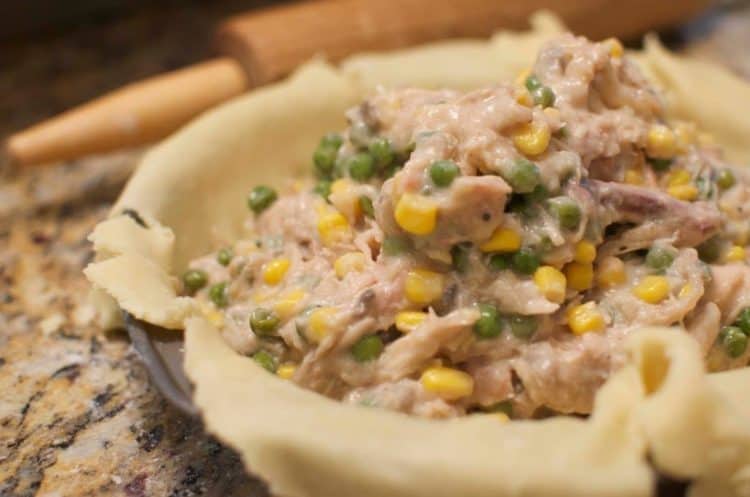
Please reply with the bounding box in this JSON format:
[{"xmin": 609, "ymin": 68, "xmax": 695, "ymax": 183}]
[{"xmin": 5, "ymin": 0, "xmax": 713, "ymax": 167}]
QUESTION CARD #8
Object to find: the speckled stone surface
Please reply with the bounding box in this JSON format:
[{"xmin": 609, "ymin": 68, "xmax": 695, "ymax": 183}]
[
  {"xmin": 1, "ymin": 4, "xmax": 273, "ymax": 495},
  {"xmin": 1, "ymin": 2, "xmax": 749, "ymax": 496},
  {"xmin": 0, "ymin": 168, "xmax": 269, "ymax": 497}
]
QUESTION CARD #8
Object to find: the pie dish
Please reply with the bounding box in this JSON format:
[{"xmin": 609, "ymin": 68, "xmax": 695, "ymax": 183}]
[{"xmin": 85, "ymin": 14, "xmax": 750, "ymax": 497}]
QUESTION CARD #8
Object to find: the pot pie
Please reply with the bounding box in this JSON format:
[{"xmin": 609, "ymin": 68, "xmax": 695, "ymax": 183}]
[
  {"xmin": 179, "ymin": 33, "xmax": 750, "ymax": 420},
  {"xmin": 85, "ymin": 14, "xmax": 750, "ymax": 497}
]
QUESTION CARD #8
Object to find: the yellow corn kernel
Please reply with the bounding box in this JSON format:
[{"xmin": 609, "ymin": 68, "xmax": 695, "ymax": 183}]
[
  {"xmin": 666, "ymin": 169, "xmax": 691, "ymax": 187},
  {"xmin": 646, "ymin": 125, "xmax": 677, "ymax": 159},
  {"xmin": 404, "ymin": 269, "xmax": 445, "ymax": 305},
  {"xmin": 574, "ymin": 240, "xmax": 597, "ymax": 264},
  {"xmin": 566, "ymin": 302, "xmax": 606, "ymax": 335},
  {"xmin": 533, "ymin": 266, "xmax": 567, "ymax": 304},
  {"xmin": 633, "ymin": 275, "xmax": 670, "ymax": 304},
  {"xmin": 424, "ymin": 248, "xmax": 452, "ymax": 265},
  {"xmin": 330, "ymin": 178, "xmax": 351, "ymax": 196},
  {"xmin": 317, "ymin": 210, "xmax": 351, "ymax": 246},
  {"xmin": 420, "ymin": 366, "xmax": 474, "ymax": 400},
  {"xmin": 515, "ymin": 68, "xmax": 531, "ymax": 86},
  {"xmin": 667, "ymin": 184, "xmax": 698, "ymax": 202},
  {"xmin": 262, "ymin": 258, "xmax": 291, "ymax": 285},
  {"xmin": 515, "ymin": 89, "xmax": 533, "ymax": 107},
  {"xmin": 395, "ymin": 311, "xmax": 428, "ymax": 333},
  {"xmin": 596, "ymin": 256, "xmax": 626, "ymax": 288},
  {"xmin": 201, "ymin": 305, "xmax": 225, "ymax": 328},
  {"xmin": 489, "ymin": 412, "xmax": 510, "ymax": 423},
  {"xmin": 334, "ymin": 252, "xmax": 367, "ymax": 279},
  {"xmin": 273, "ymin": 288, "xmax": 306, "ymax": 319},
  {"xmin": 512, "ymin": 121, "xmax": 551, "ymax": 156},
  {"xmin": 725, "ymin": 245, "xmax": 746, "ymax": 263},
  {"xmin": 307, "ymin": 307, "xmax": 337, "ymax": 343},
  {"xmin": 394, "ymin": 193, "xmax": 438, "ymax": 235},
  {"xmin": 604, "ymin": 37, "xmax": 624, "ymax": 58},
  {"xmin": 678, "ymin": 283, "xmax": 693, "ymax": 299},
  {"xmin": 623, "ymin": 168, "xmax": 644, "ymax": 185},
  {"xmin": 329, "ymin": 178, "xmax": 361, "ymax": 219},
  {"xmin": 565, "ymin": 262, "xmax": 594, "ymax": 291},
  {"xmin": 276, "ymin": 363, "xmax": 297, "ymax": 380},
  {"xmin": 479, "ymin": 227, "xmax": 522, "ymax": 253}
]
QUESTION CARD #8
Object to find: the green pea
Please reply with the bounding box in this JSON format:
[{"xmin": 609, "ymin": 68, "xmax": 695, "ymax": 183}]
[
  {"xmin": 647, "ymin": 157, "xmax": 673, "ymax": 172},
  {"xmin": 250, "ymin": 308, "xmax": 280, "ymax": 336},
  {"xmin": 347, "ymin": 152, "xmax": 375, "ymax": 182},
  {"xmin": 182, "ymin": 269, "xmax": 207, "ymax": 293},
  {"xmin": 509, "ymin": 315, "xmax": 537, "ymax": 339},
  {"xmin": 526, "ymin": 184, "xmax": 549, "ymax": 202},
  {"xmin": 209, "ymin": 282, "xmax": 229, "ymax": 308},
  {"xmin": 247, "ymin": 185, "xmax": 278, "ymax": 214},
  {"xmin": 488, "ymin": 253, "xmax": 511, "ymax": 271},
  {"xmin": 252, "ymin": 350, "xmax": 278, "ymax": 373},
  {"xmin": 313, "ymin": 144, "xmax": 338, "ymax": 177},
  {"xmin": 359, "ymin": 195, "xmax": 375, "ymax": 218},
  {"xmin": 488, "ymin": 400, "xmax": 513, "ymax": 417},
  {"xmin": 644, "ymin": 246, "xmax": 674, "ymax": 272},
  {"xmin": 474, "ymin": 303, "xmax": 503, "ymax": 339},
  {"xmin": 717, "ymin": 169, "xmax": 736, "ymax": 190},
  {"xmin": 720, "ymin": 326, "xmax": 748, "ymax": 358},
  {"xmin": 524, "ymin": 74, "xmax": 542, "ymax": 91},
  {"xmin": 429, "ymin": 159, "xmax": 460, "ymax": 187},
  {"xmin": 217, "ymin": 248, "xmax": 233, "ymax": 266},
  {"xmin": 512, "ymin": 248, "xmax": 541, "ymax": 275},
  {"xmin": 313, "ymin": 179, "xmax": 332, "ymax": 199},
  {"xmin": 321, "ymin": 133, "xmax": 343, "ymax": 149},
  {"xmin": 368, "ymin": 137, "xmax": 394, "ymax": 168},
  {"xmin": 382, "ymin": 236, "xmax": 410, "ymax": 256},
  {"xmin": 451, "ymin": 243, "xmax": 471, "ymax": 273},
  {"xmin": 548, "ymin": 196, "xmax": 581, "ymax": 230},
  {"xmin": 351, "ymin": 335, "xmax": 384, "ymax": 362},
  {"xmin": 532, "ymin": 86, "xmax": 555, "ymax": 108},
  {"xmin": 697, "ymin": 236, "xmax": 722, "ymax": 263},
  {"xmin": 506, "ymin": 158, "xmax": 541, "ymax": 194},
  {"xmin": 734, "ymin": 307, "xmax": 750, "ymax": 335}
]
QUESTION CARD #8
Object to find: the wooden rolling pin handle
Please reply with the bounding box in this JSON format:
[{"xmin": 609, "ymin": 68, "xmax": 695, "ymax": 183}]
[
  {"xmin": 5, "ymin": 58, "xmax": 248, "ymax": 167},
  {"xmin": 5, "ymin": 0, "xmax": 714, "ymax": 167},
  {"xmin": 216, "ymin": 0, "xmax": 713, "ymax": 86},
  {"xmin": 217, "ymin": 0, "xmax": 528, "ymax": 86}
]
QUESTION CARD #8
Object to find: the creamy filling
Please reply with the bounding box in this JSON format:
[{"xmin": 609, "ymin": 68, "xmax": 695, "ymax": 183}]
[{"xmin": 183, "ymin": 33, "xmax": 750, "ymax": 419}]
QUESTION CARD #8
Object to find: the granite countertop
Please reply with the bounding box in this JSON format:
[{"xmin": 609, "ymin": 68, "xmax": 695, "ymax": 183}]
[
  {"xmin": 1, "ymin": 3, "xmax": 750, "ymax": 496},
  {"xmin": 0, "ymin": 156, "xmax": 268, "ymax": 497}
]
